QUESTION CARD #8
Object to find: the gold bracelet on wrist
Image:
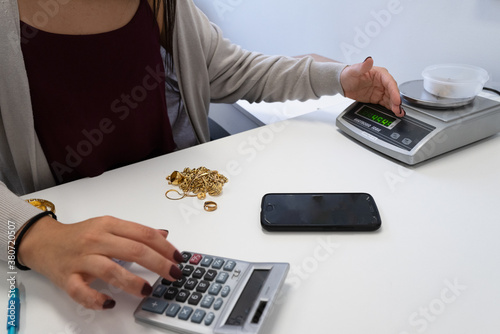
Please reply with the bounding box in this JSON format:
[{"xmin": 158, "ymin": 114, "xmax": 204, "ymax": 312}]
[{"xmin": 25, "ymin": 199, "xmax": 56, "ymax": 213}]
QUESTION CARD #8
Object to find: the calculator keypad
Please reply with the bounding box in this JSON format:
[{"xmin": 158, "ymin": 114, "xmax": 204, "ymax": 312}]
[
  {"xmin": 135, "ymin": 252, "xmax": 290, "ymax": 334},
  {"xmin": 140, "ymin": 252, "xmax": 244, "ymax": 326}
]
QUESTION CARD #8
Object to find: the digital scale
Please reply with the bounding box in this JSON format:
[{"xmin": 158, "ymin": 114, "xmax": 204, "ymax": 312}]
[{"xmin": 336, "ymin": 80, "xmax": 500, "ymax": 165}]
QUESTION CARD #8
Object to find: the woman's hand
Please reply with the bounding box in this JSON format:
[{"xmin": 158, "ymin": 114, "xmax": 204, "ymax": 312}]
[
  {"xmin": 17, "ymin": 215, "xmax": 184, "ymax": 310},
  {"xmin": 340, "ymin": 57, "xmax": 405, "ymax": 117}
]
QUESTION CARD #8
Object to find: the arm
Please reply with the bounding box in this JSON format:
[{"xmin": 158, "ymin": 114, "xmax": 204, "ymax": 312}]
[
  {"xmin": 17, "ymin": 214, "xmax": 184, "ymax": 309},
  {"xmin": 176, "ymin": 0, "xmax": 403, "ymax": 116},
  {"xmin": 1, "ymin": 182, "xmax": 184, "ymax": 310},
  {"xmin": 0, "ymin": 182, "xmax": 42, "ymax": 262},
  {"xmin": 295, "ymin": 54, "xmax": 405, "ymax": 117},
  {"xmin": 173, "ymin": 0, "xmax": 347, "ymax": 105},
  {"xmin": 206, "ymin": 28, "xmax": 347, "ymax": 104}
]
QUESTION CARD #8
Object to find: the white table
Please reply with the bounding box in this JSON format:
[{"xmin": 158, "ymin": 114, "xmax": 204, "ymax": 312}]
[{"xmin": 4, "ymin": 104, "xmax": 500, "ymax": 334}]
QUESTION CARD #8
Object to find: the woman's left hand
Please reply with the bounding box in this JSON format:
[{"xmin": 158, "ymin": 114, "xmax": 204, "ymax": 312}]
[{"xmin": 340, "ymin": 57, "xmax": 405, "ymax": 117}]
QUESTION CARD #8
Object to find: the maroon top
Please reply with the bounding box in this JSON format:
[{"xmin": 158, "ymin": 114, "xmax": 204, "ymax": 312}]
[{"xmin": 21, "ymin": 0, "xmax": 176, "ymax": 184}]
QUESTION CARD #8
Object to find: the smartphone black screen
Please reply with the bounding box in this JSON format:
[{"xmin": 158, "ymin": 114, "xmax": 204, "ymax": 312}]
[{"xmin": 260, "ymin": 193, "xmax": 381, "ymax": 231}]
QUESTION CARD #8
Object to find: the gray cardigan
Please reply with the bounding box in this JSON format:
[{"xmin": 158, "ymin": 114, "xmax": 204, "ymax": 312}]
[{"xmin": 0, "ymin": 0, "xmax": 346, "ymax": 261}]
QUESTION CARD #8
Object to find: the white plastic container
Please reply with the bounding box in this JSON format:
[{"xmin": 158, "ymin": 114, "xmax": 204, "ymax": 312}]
[{"xmin": 422, "ymin": 64, "xmax": 489, "ymax": 99}]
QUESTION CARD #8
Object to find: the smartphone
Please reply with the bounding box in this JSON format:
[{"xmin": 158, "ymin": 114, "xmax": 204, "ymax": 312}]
[{"xmin": 260, "ymin": 193, "xmax": 381, "ymax": 231}]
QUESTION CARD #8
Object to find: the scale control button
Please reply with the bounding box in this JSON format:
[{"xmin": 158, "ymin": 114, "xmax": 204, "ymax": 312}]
[
  {"xmin": 391, "ymin": 133, "xmax": 400, "ymax": 139},
  {"xmin": 402, "ymin": 138, "xmax": 412, "ymax": 145}
]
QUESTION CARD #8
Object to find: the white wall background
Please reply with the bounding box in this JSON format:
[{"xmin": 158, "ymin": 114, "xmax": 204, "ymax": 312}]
[{"xmin": 194, "ymin": 0, "xmax": 500, "ymax": 88}]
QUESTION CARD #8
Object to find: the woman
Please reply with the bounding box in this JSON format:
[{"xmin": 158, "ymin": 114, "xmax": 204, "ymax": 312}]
[{"xmin": 0, "ymin": 0, "xmax": 404, "ymax": 310}]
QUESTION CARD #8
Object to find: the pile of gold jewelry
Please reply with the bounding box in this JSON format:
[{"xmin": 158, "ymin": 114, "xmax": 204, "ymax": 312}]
[{"xmin": 165, "ymin": 167, "xmax": 228, "ymax": 211}]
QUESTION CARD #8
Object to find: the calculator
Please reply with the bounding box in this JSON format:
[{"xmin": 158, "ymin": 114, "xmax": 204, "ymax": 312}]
[{"xmin": 134, "ymin": 252, "xmax": 289, "ymax": 334}]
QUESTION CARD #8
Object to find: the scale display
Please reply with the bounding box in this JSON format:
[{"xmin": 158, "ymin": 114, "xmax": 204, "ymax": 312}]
[
  {"xmin": 355, "ymin": 107, "xmax": 400, "ymax": 129},
  {"xmin": 336, "ymin": 96, "xmax": 500, "ymax": 165},
  {"xmin": 342, "ymin": 104, "xmax": 434, "ymax": 152}
]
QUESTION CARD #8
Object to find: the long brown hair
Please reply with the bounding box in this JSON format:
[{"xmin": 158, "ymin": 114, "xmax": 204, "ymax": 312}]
[{"xmin": 152, "ymin": 0, "xmax": 176, "ymax": 72}]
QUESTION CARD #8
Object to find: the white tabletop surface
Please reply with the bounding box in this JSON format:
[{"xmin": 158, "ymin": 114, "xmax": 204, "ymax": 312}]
[
  {"xmin": 3, "ymin": 103, "xmax": 500, "ymax": 334},
  {"xmin": 235, "ymin": 94, "xmax": 355, "ymax": 125}
]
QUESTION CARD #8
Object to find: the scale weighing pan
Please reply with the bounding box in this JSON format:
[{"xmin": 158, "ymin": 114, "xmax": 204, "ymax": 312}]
[
  {"xmin": 336, "ymin": 80, "xmax": 500, "ymax": 165},
  {"xmin": 400, "ymin": 80, "xmax": 475, "ymax": 108}
]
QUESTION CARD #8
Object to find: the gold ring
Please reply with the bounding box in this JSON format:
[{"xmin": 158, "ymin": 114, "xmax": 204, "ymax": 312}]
[
  {"xmin": 25, "ymin": 199, "xmax": 56, "ymax": 213},
  {"xmin": 204, "ymin": 201, "xmax": 217, "ymax": 212}
]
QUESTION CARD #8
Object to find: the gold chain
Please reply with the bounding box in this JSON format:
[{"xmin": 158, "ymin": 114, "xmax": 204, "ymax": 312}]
[{"xmin": 165, "ymin": 167, "xmax": 228, "ymax": 208}]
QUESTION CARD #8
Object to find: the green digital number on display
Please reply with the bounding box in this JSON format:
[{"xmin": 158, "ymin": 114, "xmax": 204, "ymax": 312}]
[
  {"xmin": 357, "ymin": 107, "xmax": 395, "ymax": 128},
  {"xmin": 373, "ymin": 116, "xmax": 392, "ymax": 127}
]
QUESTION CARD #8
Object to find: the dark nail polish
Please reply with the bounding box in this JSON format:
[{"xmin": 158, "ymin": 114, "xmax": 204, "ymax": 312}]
[
  {"xmin": 169, "ymin": 264, "xmax": 183, "ymax": 280},
  {"xmin": 173, "ymin": 250, "xmax": 184, "ymax": 263},
  {"xmin": 400, "ymin": 105, "xmax": 406, "ymax": 116},
  {"xmin": 103, "ymin": 299, "xmax": 116, "ymax": 309},
  {"xmin": 141, "ymin": 283, "xmax": 153, "ymax": 296},
  {"xmin": 364, "ymin": 56, "xmax": 372, "ymax": 62}
]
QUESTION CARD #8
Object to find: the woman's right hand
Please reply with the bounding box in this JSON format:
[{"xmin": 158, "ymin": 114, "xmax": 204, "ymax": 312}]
[{"xmin": 17, "ymin": 215, "xmax": 184, "ymax": 309}]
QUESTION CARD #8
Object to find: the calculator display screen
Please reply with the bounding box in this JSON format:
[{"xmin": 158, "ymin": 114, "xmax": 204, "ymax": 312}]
[{"xmin": 225, "ymin": 269, "xmax": 270, "ymax": 326}]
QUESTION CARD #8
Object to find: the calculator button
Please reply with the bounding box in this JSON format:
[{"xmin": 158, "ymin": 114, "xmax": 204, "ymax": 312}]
[
  {"xmin": 141, "ymin": 298, "xmax": 168, "ymax": 314},
  {"xmin": 213, "ymin": 298, "xmax": 223, "ymax": 311},
  {"xmin": 184, "ymin": 278, "xmax": 198, "ymax": 290},
  {"xmin": 191, "ymin": 310, "xmax": 206, "ymax": 324},
  {"xmin": 161, "ymin": 278, "xmax": 173, "ymax": 286},
  {"xmin": 211, "ymin": 258, "xmax": 224, "ymax": 269},
  {"xmin": 152, "ymin": 285, "xmax": 167, "ymax": 297},
  {"xmin": 182, "ymin": 265, "xmax": 195, "ymax": 276},
  {"xmin": 200, "ymin": 256, "xmax": 213, "ymax": 267},
  {"xmin": 204, "ymin": 270, "xmax": 217, "ymax": 281},
  {"xmin": 216, "ymin": 272, "xmax": 229, "ymax": 284},
  {"xmin": 204, "ymin": 312, "xmax": 215, "ymax": 326},
  {"xmin": 164, "ymin": 287, "xmax": 178, "ymax": 300},
  {"xmin": 192, "ymin": 267, "xmax": 206, "ymax": 279},
  {"xmin": 208, "ymin": 283, "xmax": 222, "ymax": 295},
  {"xmin": 221, "ymin": 286, "xmax": 230, "ymax": 297},
  {"xmin": 181, "ymin": 252, "xmax": 192, "ymax": 263},
  {"xmin": 223, "ymin": 260, "xmax": 236, "ymax": 272},
  {"xmin": 189, "ymin": 254, "xmax": 203, "ymax": 265},
  {"xmin": 200, "ymin": 295, "xmax": 215, "ymax": 308},
  {"xmin": 176, "ymin": 290, "xmax": 190, "ymax": 303},
  {"xmin": 178, "ymin": 306, "xmax": 193, "ymax": 320},
  {"xmin": 188, "ymin": 292, "xmax": 202, "ymax": 306},
  {"xmin": 173, "ymin": 277, "xmax": 186, "ymax": 287},
  {"xmin": 166, "ymin": 303, "xmax": 181, "ymax": 317},
  {"xmin": 196, "ymin": 281, "xmax": 210, "ymax": 293}
]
